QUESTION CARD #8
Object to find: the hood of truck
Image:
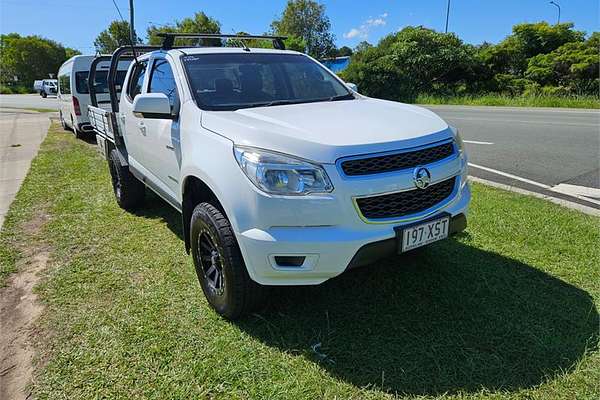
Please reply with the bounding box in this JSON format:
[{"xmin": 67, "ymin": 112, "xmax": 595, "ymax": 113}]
[{"xmin": 200, "ymin": 97, "xmax": 452, "ymax": 163}]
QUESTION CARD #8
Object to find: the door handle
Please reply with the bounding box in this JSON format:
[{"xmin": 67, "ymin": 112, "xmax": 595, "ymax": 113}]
[{"xmin": 139, "ymin": 125, "xmax": 147, "ymax": 135}]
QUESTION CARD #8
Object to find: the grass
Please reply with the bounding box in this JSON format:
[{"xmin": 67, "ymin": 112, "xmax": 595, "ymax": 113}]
[
  {"xmin": 1, "ymin": 123, "xmax": 599, "ymax": 399},
  {"xmin": 416, "ymin": 94, "xmax": 600, "ymax": 109}
]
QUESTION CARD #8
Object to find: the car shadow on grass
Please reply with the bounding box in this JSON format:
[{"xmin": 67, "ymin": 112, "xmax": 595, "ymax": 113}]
[
  {"xmin": 238, "ymin": 238, "xmax": 598, "ymax": 396},
  {"xmin": 136, "ymin": 195, "xmax": 598, "ymax": 396}
]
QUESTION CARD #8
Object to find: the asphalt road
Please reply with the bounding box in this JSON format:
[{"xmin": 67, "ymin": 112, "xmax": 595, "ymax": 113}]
[
  {"xmin": 426, "ymin": 105, "xmax": 599, "ymax": 187},
  {"xmin": 0, "ymin": 95, "xmax": 597, "ymax": 207},
  {"xmin": 0, "ymin": 94, "xmax": 59, "ymax": 110}
]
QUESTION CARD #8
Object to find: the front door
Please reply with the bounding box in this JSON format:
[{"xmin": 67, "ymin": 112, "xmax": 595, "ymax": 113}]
[
  {"xmin": 142, "ymin": 56, "xmax": 182, "ymax": 201},
  {"xmin": 120, "ymin": 60, "xmax": 148, "ymax": 168}
]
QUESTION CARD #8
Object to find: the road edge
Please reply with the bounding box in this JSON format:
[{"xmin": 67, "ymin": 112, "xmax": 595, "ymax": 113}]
[{"xmin": 469, "ymin": 176, "xmax": 600, "ymax": 216}]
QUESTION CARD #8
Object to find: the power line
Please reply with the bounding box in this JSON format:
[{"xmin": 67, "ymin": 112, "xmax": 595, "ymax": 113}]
[{"xmin": 110, "ymin": 0, "xmax": 126, "ymax": 22}]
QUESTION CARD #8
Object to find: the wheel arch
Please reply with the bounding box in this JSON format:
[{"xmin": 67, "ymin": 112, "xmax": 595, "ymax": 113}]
[{"xmin": 182, "ymin": 175, "xmax": 228, "ymax": 254}]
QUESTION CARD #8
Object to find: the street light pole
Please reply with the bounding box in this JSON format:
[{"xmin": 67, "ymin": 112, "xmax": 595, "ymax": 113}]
[
  {"xmin": 445, "ymin": 0, "xmax": 451, "ymax": 33},
  {"xmin": 129, "ymin": 0, "xmax": 136, "ymax": 44},
  {"xmin": 549, "ymin": 1, "xmax": 561, "ymax": 24}
]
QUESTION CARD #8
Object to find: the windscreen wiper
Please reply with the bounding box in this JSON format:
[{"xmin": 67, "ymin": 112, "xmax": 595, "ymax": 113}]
[{"xmin": 329, "ymin": 93, "xmax": 355, "ymax": 101}]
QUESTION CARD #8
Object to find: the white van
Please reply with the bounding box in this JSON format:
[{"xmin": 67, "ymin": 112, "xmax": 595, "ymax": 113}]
[{"xmin": 57, "ymin": 55, "xmax": 130, "ymax": 137}]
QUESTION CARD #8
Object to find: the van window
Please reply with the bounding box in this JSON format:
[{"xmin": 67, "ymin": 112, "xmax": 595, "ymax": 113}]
[
  {"xmin": 58, "ymin": 74, "xmax": 70, "ymax": 94},
  {"xmin": 148, "ymin": 59, "xmax": 178, "ymax": 108},
  {"xmin": 128, "ymin": 61, "xmax": 148, "ymax": 100},
  {"xmin": 76, "ymin": 70, "xmax": 127, "ymax": 94}
]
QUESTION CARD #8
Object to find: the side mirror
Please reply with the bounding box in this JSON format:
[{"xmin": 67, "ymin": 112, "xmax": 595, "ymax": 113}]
[
  {"xmin": 346, "ymin": 82, "xmax": 358, "ymax": 92},
  {"xmin": 133, "ymin": 93, "xmax": 174, "ymax": 119}
]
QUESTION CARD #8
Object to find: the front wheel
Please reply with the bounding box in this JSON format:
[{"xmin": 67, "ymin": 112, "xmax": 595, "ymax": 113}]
[
  {"xmin": 40, "ymin": 91, "xmax": 47, "ymax": 98},
  {"xmin": 190, "ymin": 202, "xmax": 267, "ymax": 319}
]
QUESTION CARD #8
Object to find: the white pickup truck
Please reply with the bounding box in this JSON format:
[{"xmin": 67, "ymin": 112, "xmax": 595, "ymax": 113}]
[
  {"xmin": 88, "ymin": 34, "xmax": 470, "ymax": 319},
  {"xmin": 33, "ymin": 79, "xmax": 57, "ymax": 97}
]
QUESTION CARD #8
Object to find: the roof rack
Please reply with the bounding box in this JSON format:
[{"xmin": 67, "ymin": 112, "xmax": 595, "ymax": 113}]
[{"xmin": 156, "ymin": 33, "xmax": 288, "ymax": 51}]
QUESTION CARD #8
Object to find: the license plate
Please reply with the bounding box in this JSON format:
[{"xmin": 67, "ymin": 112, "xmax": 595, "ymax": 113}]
[{"xmin": 398, "ymin": 216, "xmax": 450, "ymax": 253}]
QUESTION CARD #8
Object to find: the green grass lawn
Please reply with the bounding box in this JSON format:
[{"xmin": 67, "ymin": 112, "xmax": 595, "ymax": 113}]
[
  {"xmin": 1, "ymin": 123, "xmax": 599, "ymax": 399},
  {"xmin": 415, "ymin": 94, "xmax": 600, "ymax": 109}
]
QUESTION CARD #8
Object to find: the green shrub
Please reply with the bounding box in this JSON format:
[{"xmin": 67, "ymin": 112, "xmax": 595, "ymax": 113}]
[{"xmin": 0, "ymin": 85, "xmax": 14, "ymax": 94}]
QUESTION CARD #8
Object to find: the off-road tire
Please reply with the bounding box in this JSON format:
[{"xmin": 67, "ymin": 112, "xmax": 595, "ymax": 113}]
[
  {"xmin": 108, "ymin": 149, "xmax": 145, "ymax": 211},
  {"xmin": 190, "ymin": 202, "xmax": 268, "ymax": 319}
]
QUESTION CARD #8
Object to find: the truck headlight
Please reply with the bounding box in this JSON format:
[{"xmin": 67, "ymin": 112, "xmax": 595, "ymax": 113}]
[
  {"xmin": 450, "ymin": 126, "xmax": 469, "ymax": 188},
  {"xmin": 234, "ymin": 146, "xmax": 334, "ymax": 195},
  {"xmin": 450, "ymin": 126, "xmax": 465, "ymax": 155}
]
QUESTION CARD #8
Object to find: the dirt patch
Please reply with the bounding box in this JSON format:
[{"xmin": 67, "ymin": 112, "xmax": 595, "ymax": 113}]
[{"xmin": 1, "ymin": 213, "xmax": 50, "ymax": 400}]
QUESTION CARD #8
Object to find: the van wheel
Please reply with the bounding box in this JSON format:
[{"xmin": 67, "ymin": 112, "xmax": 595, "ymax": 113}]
[
  {"xmin": 191, "ymin": 202, "xmax": 267, "ymax": 320},
  {"xmin": 59, "ymin": 112, "xmax": 70, "ymax": 131},
  {"xmin": 108, "ymin": 149, "xmax": 145, "ymax": 211},
  {"xmin": 40, "ymin": 91, "xmax": 47, "ymax": 98},
  {"xmin": 72, "ymin": 117, "xmax": 84, "ymax": 139}
]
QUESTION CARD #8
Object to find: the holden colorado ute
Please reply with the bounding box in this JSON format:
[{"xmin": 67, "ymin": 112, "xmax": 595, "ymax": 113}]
[{"xmin": 88, "ymin": 34, "xmax": 470, "ymax": 319}]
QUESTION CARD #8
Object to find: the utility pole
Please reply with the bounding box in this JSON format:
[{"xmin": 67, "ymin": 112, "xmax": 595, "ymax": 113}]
[
  {"xmin": 445, "ymin": 0, "xmax": 451, "ymax": 33},
  {"xmin": 549, "ymin": 1, "xmax": 561, "ymax": 24},
  {"xmin": 129, "ymin": 0, "xmax": 136, "ymax": 44}
]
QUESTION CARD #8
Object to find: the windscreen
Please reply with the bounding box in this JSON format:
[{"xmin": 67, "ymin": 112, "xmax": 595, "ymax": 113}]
[
  {"xmin": 75, "ymin": 70, "xmax": 128, "ymax": 94},
  {"xmin": 181, "ymin": 53, "xmax": 353, "ymax": 110}
]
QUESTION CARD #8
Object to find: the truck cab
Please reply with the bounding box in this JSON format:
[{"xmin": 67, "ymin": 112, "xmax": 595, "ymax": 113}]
[{"xmin": 88, "ymin": 34, "xmax": 470, "ymax": 319}]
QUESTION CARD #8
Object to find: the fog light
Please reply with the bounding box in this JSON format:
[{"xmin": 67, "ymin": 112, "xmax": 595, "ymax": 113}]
[{"xmin": 274, "ymin": 256, "xmax": 305, "ymax": 267}]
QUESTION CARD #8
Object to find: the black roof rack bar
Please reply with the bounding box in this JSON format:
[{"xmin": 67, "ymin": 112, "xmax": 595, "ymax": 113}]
[
  {"xmin": 108, "ymin": 45, "xmax": 162, "ymax": 112},
  {"xmin": 156, "ymin": 33, "xmax": 287, "ymax": 50},
  {"xmin": 88, "ymin": 55, "xmax": 112, "ymax": 108}
]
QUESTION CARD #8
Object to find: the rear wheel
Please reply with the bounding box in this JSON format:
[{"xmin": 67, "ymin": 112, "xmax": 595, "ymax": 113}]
[
  {"xmin": 191, "ymin": 202, "xmax": 267, "ymax": 319},
  {"xmin": 40, "ymin": 91, "xmax": 47, "ymax": 98},
  {"xmin": 59, "ymin": 112, "xmax": 70, "ymax": 131},
  {"xmin": 108, "ymin": 149, "xmax": 145, "ymax": 211},
  {"xmin": 72, "ymin": 117, "xmax": 84, "ymax": 139}
]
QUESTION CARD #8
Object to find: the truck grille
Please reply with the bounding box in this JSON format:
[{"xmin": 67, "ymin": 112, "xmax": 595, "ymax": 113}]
[
  {"xmin": 356, "ymin": 177, "xmax": 456, "ymax": 220},
  {"xmin": 341, "ymin": 142, "xmax": 454, "ymax": 176}
]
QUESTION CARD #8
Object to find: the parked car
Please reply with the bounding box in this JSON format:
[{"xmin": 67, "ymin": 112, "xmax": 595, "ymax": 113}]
[
  {"xmin": 33, "ymin": 79, "xmax": 58, "ymax": 98},
  {"xmin": 57, "ymin": 55, "xmax": 130, "ymax": 138},
  {"xmin": 89, "ymin": 34, "xmax": 470, "ymax": 319}
]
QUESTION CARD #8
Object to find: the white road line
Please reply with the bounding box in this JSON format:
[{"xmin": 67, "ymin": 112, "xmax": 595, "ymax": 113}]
[
  {"xmin": 469, "ymin": 163, "xmax": 600, "ymax": 206},
  {"xmin": 463, "ymin": 140, "xmax": 494, "ymax": 145},
  {"xmin": 468, "ymin": 163, "xmax": 551, "ymax": 189}
]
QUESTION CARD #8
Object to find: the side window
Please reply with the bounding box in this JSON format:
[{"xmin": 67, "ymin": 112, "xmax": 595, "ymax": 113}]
[
  {"xmin": 128, "ymin": 61, "xmax": 147, "ymax": 100},
  {"xmin": 148, "ymin": 59, "xmax": 179, "ymax": 108},
  {"xmin": 58, "ymin": 74, "xmax": 70, "ymax": 94}
]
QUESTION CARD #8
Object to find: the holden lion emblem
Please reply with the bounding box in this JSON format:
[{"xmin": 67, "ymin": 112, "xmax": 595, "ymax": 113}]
[{"xmin": 413, "ymin": 167, "xmax": 431, "ymax": 189}]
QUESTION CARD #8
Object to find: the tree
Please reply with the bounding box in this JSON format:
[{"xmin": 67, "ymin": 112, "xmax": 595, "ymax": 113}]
[
  {"xmin": 94, "ymin": 21, "xmax": 137, "ymax": 54},
  {"xmin": 480, "ymin": 22, "xmax": 585, "ymax": 76},
  {"xmin": 341, "ymin": 27, "xmax": 481, "ymax": 102},
  {"xmin": 0, "ymin": 33, "xmax": 70, "ymax": 88},
  {"xmin": 271, "ymin": 0, "xmax": 335, "ymax": 58},
  {"xmin": 525, "ymin": 35, "xmax": 599, "ymax": 95},
  {"xmin": 147, "ymin": 12, "xmax": 221, "ymax": 47},
  {"xmin": 335, "ymin": 46, "xmax": 353, "ymax": 57},
  {"xmin": 65, "ymin": 47, "xmax": 81, "ymax": 59}
]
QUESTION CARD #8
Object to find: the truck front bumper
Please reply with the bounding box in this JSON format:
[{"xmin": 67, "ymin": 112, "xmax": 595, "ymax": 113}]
[{"xmin": 236, "ymin": 182, "xmax": 470, "ymax": 286}]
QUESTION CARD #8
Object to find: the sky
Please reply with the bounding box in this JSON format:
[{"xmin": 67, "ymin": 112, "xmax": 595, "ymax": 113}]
[{"xmin": 0, "ymin": 0, "xmax": 598, "ymax": 53}]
